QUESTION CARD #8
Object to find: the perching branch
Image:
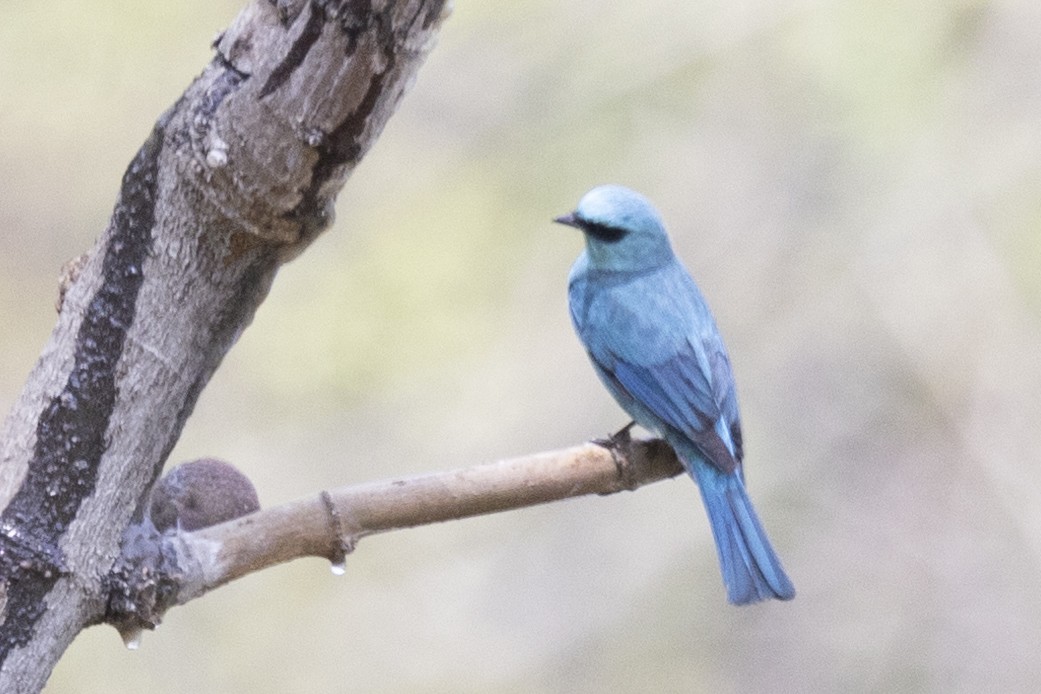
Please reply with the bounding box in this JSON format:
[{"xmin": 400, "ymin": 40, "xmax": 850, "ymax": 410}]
[{"xmin": 106, "ymin": 439, "xmax": 683, "ymax": 642}]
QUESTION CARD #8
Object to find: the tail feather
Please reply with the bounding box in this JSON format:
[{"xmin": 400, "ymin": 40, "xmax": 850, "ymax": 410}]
[{"xmin": 692, "ymin": 463, "xmax": 795, "ymax": 605}]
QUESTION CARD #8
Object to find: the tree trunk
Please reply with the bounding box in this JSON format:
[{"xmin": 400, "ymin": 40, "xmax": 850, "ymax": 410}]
[{"xmin": 0, "ymin": 1, "xmax": 448, "ymax": 690}]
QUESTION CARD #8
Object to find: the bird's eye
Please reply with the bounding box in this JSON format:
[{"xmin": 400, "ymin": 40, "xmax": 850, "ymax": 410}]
[{"xmin": 583, "ymin": 221, "xmax": 628, "ymax": 243}]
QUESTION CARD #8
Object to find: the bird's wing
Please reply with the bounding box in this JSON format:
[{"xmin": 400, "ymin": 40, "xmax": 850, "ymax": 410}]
[{"xmin": 594, "ymin": 341, "xmax": 742, "ymax": 475}]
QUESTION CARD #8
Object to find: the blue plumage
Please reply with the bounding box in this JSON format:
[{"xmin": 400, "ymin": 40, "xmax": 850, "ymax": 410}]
[{"xmin": 556, "ymin": 185, "xmax": 794, "ymax": 605}]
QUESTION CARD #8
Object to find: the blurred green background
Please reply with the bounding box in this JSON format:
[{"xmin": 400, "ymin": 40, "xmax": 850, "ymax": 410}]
[{"xmin": 3, "ymin": 0, "xmax": 1041, "ymax": 691}]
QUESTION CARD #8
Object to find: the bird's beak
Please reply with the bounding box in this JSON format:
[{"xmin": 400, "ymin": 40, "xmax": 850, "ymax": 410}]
[{"xmin": 553, "ymin": 212, "xmax": 581, "ymax": 228}]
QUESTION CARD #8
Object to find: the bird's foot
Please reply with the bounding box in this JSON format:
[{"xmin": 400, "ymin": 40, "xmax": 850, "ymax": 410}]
[
  {"xmin": 592, "ymin": 420, "xmax": 637, "ymax": 450},
  {"xmin": 592, "ymin": 421, "xmax": 638, "ymax": 490}
]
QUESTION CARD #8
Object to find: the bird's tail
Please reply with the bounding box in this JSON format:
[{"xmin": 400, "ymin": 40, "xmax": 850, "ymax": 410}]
[{"xmin": 692, "ymin": 464, "xmax": 795, "ymax": 605}]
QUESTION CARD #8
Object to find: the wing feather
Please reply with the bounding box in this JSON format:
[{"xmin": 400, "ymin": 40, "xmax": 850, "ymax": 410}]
[{"xmin": 593, "ymin": 342, "xmax": 741, "ymax": 474}]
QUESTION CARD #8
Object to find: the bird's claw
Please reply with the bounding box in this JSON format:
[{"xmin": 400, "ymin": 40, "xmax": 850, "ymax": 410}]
[
  {"xmin": 592, "ymin": 421, "xmax": 639, "ymax": 490},
  {"xmin": 592, "ymin": 421, "xmax": 637, "ymax": 450}
]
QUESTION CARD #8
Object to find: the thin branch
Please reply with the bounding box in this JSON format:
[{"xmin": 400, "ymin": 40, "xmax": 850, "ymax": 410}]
[{"xmin": 108, "ymin": 439, "xmax": 683, "ymax": 635}]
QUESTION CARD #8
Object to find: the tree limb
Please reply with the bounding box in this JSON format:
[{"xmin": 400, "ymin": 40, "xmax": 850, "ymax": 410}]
[
  {"xmin": 105, "ymin": 439, "xmax": 684, "ymax": 642},
  {"xmin": 0, "ymin": 1, "xmax": 448, "ymax": 691}
]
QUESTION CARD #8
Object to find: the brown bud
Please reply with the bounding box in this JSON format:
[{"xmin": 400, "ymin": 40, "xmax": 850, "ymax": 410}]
[{"xmin": 149, "ymin": 458, "xmax": 260, "ymax": 533}]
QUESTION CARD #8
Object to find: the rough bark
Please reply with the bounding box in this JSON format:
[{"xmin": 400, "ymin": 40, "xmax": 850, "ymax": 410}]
[{"xmin": 0, "ymin": 1, "xmax": 448, "ymax": 691}]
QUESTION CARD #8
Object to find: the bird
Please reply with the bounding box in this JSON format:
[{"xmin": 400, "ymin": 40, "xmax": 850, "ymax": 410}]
[{"xmin": 555, "ymin": 184, "xmax": 795, "ymax": 605}]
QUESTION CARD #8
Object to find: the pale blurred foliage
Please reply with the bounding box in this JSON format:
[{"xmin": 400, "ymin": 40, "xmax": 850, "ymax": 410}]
[{"xmin": 2, "ymin": 0, "xmax": 1041, "ymax": 692}]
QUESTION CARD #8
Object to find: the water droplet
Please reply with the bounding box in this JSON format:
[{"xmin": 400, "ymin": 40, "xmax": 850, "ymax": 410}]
[{"xmin": 122, "ymin": 629, "xmax": 143, "ymax": 650}]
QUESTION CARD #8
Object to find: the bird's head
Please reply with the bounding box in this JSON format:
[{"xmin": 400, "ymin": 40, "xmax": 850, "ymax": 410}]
[{"xmin": 554, "ymin": 185, "xmax": 675, "ymax": 272}]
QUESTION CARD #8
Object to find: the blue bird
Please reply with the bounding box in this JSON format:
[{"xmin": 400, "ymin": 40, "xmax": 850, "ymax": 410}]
[{"xmin": 556, "ymin": 185, "xmax": 795, "ymax": 605}]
